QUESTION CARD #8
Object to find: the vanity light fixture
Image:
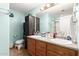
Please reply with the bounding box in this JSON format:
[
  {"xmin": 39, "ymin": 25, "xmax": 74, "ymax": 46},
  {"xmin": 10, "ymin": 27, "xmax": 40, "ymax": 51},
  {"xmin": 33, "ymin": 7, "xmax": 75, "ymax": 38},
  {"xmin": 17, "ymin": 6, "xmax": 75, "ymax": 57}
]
[{"xmin": 40, "ymin": 3, "xmax": 55, "ymax": 11}]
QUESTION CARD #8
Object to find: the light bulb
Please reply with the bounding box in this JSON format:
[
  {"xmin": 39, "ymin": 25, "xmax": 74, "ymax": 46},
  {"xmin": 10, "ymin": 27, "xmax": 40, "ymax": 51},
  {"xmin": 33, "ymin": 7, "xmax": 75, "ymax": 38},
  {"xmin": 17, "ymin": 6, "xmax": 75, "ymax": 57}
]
[
  {"xmin": 40, "ymin": 7, "xmax": 44, "ymax": 11},
  {"xmin": 46, "ymin": 4, "xmax": 51, "ymax": 8}
]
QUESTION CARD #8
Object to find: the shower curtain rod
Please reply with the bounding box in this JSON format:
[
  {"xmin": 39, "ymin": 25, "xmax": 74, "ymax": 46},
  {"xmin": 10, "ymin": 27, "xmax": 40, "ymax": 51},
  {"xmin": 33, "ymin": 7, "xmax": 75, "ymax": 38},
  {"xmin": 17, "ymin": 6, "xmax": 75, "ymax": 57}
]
[
  {"xmin": 0, "ymin": 8, "xmax": 10, "ymax": 15},
  {"xmin": 0, "ymin": 8, "xmax": 9, "ymax": 11}
]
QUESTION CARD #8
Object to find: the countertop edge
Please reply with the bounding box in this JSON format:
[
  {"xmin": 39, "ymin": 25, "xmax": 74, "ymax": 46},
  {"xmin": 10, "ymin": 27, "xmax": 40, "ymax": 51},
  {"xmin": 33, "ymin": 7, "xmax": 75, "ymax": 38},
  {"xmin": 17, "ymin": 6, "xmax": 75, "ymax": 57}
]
[{"xmin": 27, "ymin": 36, "xmax": 78, "ymax": 51}]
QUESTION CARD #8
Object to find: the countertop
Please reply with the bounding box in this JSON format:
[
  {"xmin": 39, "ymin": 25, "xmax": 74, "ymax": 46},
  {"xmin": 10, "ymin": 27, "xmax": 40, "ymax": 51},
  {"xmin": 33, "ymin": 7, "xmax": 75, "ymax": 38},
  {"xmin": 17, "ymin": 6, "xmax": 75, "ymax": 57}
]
[{"xmin": 27, "ymin": 35, "xmax": 78, "ymax": 51}]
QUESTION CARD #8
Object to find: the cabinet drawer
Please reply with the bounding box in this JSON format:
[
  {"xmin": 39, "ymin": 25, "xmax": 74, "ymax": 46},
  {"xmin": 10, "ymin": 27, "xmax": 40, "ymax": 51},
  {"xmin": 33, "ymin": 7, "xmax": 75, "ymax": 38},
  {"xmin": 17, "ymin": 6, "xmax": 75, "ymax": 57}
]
[
  {"xmin": 47, "ymin": 43, "xmax": 76, "ymax": 56},
  {"xmin": 27, "ymin": 39, "xmax": 35, "ymax": 49},
  {"xmin": 36, "ymin": 47, "xmax": 46, "ymax": 53},
  {"xmin": 28, "ymin": 47, "xmax": 35, "ymax": 56},
  {"xmin": 27, "ymin": 38, "xmax": 36, "ymax": 56},
  {"xmin": 28, "ymin": 49, "xmax": 35, "ymax": 56},
  {"xmin": 36, "ymin": 49, "xmax": 46, "ymax": 56},
  {"xmin": 36, "ymin": 40, "xmax": 46, "ymax": 48},
  {"xmin": 36, "ymin": 40, "xmax": 46, "ymax": 56},
  {"xmin": 28, "ymin": 45, "xmax": 35, "ymax": 50},
  {"xmin": 27, "ymin": 38, "xmax": 35, "ymax": 44},
  {"xmin": 78, "ymin": 50, "xmax": 79, "ymax": 56},
  {"xmin": 47, "ymin": 50, "xmax": 60, "ymax": 56}
]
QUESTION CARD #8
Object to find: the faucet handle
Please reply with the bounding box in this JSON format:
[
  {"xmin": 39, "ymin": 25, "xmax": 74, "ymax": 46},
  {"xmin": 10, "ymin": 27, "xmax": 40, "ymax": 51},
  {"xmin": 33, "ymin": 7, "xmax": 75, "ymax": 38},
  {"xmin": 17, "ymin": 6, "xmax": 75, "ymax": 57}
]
[{"xmin": 67, "ymin": 36, "xmax": 72, "ymax": 40}]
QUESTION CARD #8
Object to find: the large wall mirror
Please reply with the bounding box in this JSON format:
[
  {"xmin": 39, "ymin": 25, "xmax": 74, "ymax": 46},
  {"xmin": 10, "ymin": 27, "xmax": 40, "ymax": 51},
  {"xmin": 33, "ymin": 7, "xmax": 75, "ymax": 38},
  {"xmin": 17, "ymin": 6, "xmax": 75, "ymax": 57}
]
[{"xmin": 35, "ymin": 3, "xmax": 77, "ymax": 43}]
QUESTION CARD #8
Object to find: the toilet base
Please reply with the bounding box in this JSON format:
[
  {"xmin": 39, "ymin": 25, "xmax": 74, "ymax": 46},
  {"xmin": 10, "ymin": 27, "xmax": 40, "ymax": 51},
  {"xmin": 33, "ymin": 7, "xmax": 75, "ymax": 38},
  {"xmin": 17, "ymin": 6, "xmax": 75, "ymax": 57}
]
[{"xmin": 15, "ymin": 44, "xmax": 23, "ymax": 50}]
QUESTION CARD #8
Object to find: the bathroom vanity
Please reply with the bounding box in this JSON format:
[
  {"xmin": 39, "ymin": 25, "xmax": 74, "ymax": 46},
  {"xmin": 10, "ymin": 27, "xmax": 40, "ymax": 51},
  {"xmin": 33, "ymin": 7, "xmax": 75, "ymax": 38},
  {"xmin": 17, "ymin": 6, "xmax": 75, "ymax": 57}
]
[{"xmin": 26, "ymin": 35, "xmax": 78, "ymax": 56}]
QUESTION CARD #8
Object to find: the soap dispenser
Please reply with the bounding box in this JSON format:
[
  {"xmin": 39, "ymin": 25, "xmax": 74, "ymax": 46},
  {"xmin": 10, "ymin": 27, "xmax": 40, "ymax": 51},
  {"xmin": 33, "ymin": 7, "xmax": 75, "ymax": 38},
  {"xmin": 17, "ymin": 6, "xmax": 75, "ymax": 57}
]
[{"xmin": 53, "ymin": 32, "xmax": 57, "ymax": 38}]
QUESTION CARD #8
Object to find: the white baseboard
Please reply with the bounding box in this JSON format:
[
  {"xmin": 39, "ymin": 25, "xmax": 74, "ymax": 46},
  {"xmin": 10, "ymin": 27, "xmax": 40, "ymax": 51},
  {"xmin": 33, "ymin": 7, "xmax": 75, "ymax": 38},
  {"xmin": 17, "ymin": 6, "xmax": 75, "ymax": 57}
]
[{"xmin": 9, "ymin": 42, "xmax": 14, "ymax": 49}]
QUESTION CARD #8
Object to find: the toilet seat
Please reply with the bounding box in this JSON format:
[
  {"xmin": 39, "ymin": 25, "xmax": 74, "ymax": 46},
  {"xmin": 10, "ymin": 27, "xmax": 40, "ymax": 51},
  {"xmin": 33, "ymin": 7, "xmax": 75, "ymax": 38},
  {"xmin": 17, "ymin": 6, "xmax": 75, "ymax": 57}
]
[
  {"xmin": 15, "ymin": 39, "xmax": 24, "ymax": 44},
  {"xmin": 15, "ymin": 39, "xmax": 24, "ymax": 50}
]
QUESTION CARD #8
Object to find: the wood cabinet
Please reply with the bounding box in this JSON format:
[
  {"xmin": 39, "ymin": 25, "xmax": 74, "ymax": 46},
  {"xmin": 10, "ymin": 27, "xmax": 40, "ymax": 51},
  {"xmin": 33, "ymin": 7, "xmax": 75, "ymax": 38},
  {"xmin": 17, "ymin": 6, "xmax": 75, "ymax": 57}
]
[
  {"xmin": 27, "ymin": 38, "xmax": 36, "ymax": 56},
  {"xmin": 24, "ymin": 15, "xmax": 35, "ymax": 35},
  {"xmin": 36, "ymin": 17, "xmax": 40, "ymax": 32},
  {"xmin": 27, "ymin": 37, "xmax": 78, "ymax": 56},
  {"xmin": 36, "ymin": 40, "xmax": 46, "ymax": 56},
  {"xmin": 24, "ymin": 15, "xmax": 40, "ymax": 36},
  {"xmin": 24, "ymin": 15, "xmax": 40, "ymax": 48},
  {"xmin": 47, "ymin": 43, "xmax": 77, "ymax": 56},
  {"xmin": 78, "ymin": 50, "xmax": 79, "ymax": 56},
  {"xmin": 29, "ymin": 16, "xmax": 35, "ymax": 35}
]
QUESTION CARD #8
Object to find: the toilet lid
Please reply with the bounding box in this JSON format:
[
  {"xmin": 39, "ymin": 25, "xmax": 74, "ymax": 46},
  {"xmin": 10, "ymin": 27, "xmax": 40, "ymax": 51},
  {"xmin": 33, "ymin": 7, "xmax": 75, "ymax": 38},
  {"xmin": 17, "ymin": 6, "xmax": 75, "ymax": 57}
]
[{"xmin": 15, "ymin": 39, "xmax": 24, "ymax": 44}]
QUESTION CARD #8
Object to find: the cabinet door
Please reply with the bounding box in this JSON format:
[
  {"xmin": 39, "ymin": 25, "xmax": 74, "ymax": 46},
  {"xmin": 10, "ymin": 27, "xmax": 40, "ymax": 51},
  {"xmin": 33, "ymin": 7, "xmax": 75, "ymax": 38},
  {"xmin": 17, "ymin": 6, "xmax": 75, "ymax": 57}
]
[
  {"xmin": 29, "ymin": 16, "xmax": 35, "ymax": 35},
  {"xmin": 25, "ymin": 16, "xmax": 29, "ymax": 36},
  {"xmin": 36, "ymin": 40, "xmax": 46, "ymax": 56},
  {"xmin": 47, "ymin": 43, "xmax": 76, "ymax": 56},
  {"xmin": 78, "ymin": 51, "xmax": 79, "ymax": 56},
  {"xmin": 36, "ymin": 17, "xmax": 40, "ymax": 32},
  {"xmin": 27, "ymin": 38, "xmax": 36, "ymax": 56}
]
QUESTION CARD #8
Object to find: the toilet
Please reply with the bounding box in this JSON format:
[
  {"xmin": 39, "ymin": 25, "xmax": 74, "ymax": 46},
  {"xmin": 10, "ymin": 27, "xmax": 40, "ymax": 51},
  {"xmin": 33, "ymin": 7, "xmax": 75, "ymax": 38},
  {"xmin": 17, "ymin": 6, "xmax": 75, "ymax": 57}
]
[{"xmin": 15, "ymin": 39, "xmax": 24, "ymax": 50}]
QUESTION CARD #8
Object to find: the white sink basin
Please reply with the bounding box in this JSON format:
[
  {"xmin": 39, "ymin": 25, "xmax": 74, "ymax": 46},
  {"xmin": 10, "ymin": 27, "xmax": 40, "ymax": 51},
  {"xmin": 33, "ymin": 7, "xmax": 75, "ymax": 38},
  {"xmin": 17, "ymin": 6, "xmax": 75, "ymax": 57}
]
[
  {"xmin": 30, "ymin": 35, "xmax": 41, "ymax": 38},
  {"xmin": 30, "ymin": 35, "xmax": 48, "ymax": 40},
  {"xmin": 50, "ymin": 38, "xmax": 72, "ymax": 44}
]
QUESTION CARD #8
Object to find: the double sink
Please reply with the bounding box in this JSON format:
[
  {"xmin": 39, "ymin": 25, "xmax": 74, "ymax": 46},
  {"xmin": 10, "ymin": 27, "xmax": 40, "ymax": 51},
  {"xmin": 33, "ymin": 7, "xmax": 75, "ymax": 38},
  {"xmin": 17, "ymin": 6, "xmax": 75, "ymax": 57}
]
[{"xmin": 29, "ymin": 35, "xmax": 72, "ymax": 45}]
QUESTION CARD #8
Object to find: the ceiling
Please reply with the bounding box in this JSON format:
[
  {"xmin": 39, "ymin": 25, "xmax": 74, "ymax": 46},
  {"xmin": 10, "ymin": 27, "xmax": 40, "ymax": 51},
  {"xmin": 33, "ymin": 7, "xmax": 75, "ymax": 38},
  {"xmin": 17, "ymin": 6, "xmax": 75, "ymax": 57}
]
[
  {"xmin": 10, "ymin": 3, "xmax": 74, "ymax": 17},
  {"xmin": 10, "ymin": 3, "xmax": 42, "ymax": 13},
  {"xmin": 36, "ymin": 3, "xmax": 74, "ymax": 17}
]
